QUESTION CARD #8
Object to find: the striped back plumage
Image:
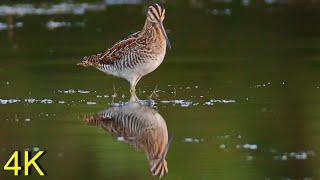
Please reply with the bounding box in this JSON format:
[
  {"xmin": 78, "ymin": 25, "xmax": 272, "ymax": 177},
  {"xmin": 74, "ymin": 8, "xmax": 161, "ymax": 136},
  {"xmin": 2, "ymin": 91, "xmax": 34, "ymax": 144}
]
[{"xmin": 84, "ymin": 102, "xmax": 170, "ymax": 178}]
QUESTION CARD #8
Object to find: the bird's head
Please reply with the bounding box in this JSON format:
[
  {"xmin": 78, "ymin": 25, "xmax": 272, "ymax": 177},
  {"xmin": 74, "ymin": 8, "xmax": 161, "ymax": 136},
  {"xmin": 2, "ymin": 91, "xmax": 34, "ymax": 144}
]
[{"xmin": 146, "ymin": 4, "xmax": 171, "ymax": 49}]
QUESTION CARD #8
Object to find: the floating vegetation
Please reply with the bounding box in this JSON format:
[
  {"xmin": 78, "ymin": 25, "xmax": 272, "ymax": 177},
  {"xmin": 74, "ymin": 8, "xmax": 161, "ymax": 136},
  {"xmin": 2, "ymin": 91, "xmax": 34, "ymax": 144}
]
[
  {"xmin": 0, "ymin": 0, "xmax": 309, "ymax": 18},
  {"xmin": 1, "ymin": 96, "xmax": 236, "ymax": 107},
  {"xmin": 25, "ymin": 98, "xmax": 53, "ymax": 104},
  {"xmin": 46, "ymin": 20, "xmax": 85, "ymax": 30},
  {"xmin": 46, "ymin": 21, "xmax": 69, "ymax": 29},
  {"xmin": 86, "ymin": 101, "xmax": 97, "ymax": 105},
  {"xmin": 219, "ymin": 144, "xmax": 226, "ymax": 149},
  {"xmin": 0, "ymin": 22, "xmax": 23, "ymax": 31},
  {"xmin": 218, "ymin": 143, "xmax": 258, "ymax": 151},
  {"xmin": 265, "ymin": 0, "xmax": 282, "ymax": 4},
  {"xmin": 249, "ymin": 81, "xmax": 291, "ymax": 89},
  {"xmin": 273, "ymin": 151, "xmax": 316, "ymax": 161},
  {"xmin": 4, "ymin": 112, "xmax": 57, "ymax": 123},
  {"xmin": 77, "ymin": 90, "xmax": 90, "ymax": 94},
  {"xmin": 183, "ymin": 137, "xmax": 204, "ymax": 143},
  {"xmin": 0, "ymin": 99, "xmax": 20, "ymax": 104},
  {"xmin": 159, "ymin": 98, "xmax": 236, "ymax": 107},
  {"xmin": 246, "ymin": 155, "xmax": 254, "ymax": 161},
  {"xmin": 160, "ymin": 100, "xmax": 193, "ymax": 107},
  {"xmin": 0, "ymin": 1, "xmax": 147, "ymax": 17},
  {"xmin": 104, "ymin": 0, "xmax": 142, "ymax": 5},
  {"xmin": 207, "ymin": 8, "xmax": 232, "ymax": 16},
  {"xmin": 250, "ymin": 82, "xmax": 272, "ymax": 88},
  {"xmin": 0, "ymin": 3, "xmax": 106, "ymax": 17},
  {"xmin": 96, "ymin": 94, "xmax": 109, "ymax": 98},
  {"xmin": 57, "ymin": 89, "xmax": 90, "ymax": 94},
  {"xmin": 25, "ymin": 118, "xmax": 31, "ymax": 122},
  {"xmin": 32, "ymin": 146, "xmax": 40, "ymax": 152},
  {"xmin": 216, "ymin": 135, "xmax": 231, "ymax": 139},
  {"xmin": 242, "ymin": 144, "xmax": 258, "ymax": 150},
  {"xmin": 181, "ymin": 135, "xmax": 317, "ymax": 162},
  {"xmin": 204, "ymin": 99, "xmax": 236, "ymax": 106}
]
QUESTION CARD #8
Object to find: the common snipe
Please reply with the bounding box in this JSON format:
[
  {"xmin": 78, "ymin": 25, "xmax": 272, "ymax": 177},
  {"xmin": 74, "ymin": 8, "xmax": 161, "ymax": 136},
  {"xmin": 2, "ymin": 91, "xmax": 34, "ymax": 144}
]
[
  {"xmin": 77, "ymin": 4, "xmax": 170, "ymax": 97},
  {"xmin": 84, "ymin": 100, "xmax": 171, "ymax": 178}
]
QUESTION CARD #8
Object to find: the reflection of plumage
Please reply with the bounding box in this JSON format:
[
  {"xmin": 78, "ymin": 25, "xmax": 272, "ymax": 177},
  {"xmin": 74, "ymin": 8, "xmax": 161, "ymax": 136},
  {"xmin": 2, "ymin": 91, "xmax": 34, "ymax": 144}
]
[
  {"xmin": 84, "ymin": 102, "xmax": 170, "ymax": 178},
  {"xmin": 77, "ymin": 4, "xmax": 171, "ymax": 95}
]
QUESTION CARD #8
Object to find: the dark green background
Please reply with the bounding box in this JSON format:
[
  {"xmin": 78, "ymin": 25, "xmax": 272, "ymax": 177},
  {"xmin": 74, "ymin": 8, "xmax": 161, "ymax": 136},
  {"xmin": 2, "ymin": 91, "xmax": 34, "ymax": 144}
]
[{"xmin": 1, "ymin": 1, "xmax": 320, "ymax": 179}]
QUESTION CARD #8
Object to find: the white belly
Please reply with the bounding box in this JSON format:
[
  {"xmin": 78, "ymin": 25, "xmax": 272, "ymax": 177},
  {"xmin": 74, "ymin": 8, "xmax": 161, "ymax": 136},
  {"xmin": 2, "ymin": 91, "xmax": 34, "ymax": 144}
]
[
  {"xmin": 120, "ymin": 54, "xmax": 165, "ymax": 82},
  {"xmin": 100, "ymin": 51, "xmax": 166, "ymax": 83},
  {"xmin": 98, "ymin": 39, "xmax": 167, "ymax": 84}
]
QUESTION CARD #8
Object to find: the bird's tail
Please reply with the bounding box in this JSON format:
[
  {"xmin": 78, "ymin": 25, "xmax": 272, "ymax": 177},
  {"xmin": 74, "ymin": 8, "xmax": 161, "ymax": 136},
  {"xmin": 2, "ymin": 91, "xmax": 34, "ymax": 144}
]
[
  {"xmin": 77, "ymin": 55, "xmax": 100, "ymax": 67},
  {"xmin": 83, "ymin": 115, "xmax": 101, "ymax": 126}
]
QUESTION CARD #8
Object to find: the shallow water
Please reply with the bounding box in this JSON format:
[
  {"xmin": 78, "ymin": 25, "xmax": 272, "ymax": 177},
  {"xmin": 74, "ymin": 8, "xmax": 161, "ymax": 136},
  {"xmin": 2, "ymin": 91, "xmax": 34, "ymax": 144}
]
[{"xmin": 1, "ymin": 1, "xmax": 320, "ymax": 179}]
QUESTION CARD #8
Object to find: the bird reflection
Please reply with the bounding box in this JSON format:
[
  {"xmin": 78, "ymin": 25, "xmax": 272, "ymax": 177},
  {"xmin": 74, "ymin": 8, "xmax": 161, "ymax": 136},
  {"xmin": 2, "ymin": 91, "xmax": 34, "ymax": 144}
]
[{"xmin": 84, "ymin": 99, "xmax": 171, "ymax": 178}]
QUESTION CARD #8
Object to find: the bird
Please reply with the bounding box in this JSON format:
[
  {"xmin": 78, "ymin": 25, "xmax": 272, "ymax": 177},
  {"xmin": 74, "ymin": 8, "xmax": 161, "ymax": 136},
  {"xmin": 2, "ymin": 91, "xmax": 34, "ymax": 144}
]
[
  {"xmin": 77, "ymin": 4, "xmax": 171, "ymax": 98},
  {"xmin": 84, "ymin": 100, "xmax": 172, "ymax": 178}
]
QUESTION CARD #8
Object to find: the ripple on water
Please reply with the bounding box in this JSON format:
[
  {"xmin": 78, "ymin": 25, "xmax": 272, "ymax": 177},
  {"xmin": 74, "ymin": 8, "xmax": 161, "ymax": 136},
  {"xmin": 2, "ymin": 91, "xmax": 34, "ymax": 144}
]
[
  {"xmin": 251, "ymin": 82, "xmax": 271, "ymax": 88},
  {"xmin": 204, "ymin": 99, "xmax": 236, "ymax": 106},
  {"xmin": 243, "ymin": 144, "xmax": 258, "ymax": 150},
  {"xmin": 57, "ymin": 89, "xmax": 90, "ymax": 94},
  {"xmin": 46, "ymin": 21, "xmax": 85, "ymax": 30},
  {"xmin": 0, "ymin": 99, "xmax": 20, "ymax": 104},
  {"xmin": 273, "ymin": 151, "xmax": 315, "ymax": 161},
  {"xmin": 180, "ymin": 133, "xmax": 317, "ymax": 163},
  {"xmin": 86, "ymin": 101, "xmax": 96, "ymax": 105},
  {"xmin": 183, "ymin": 137, "xmax": 204, "ymax": 143},
  {"xmin": 0, "ymin": 22, "xmax": 23, "ymax": 31},
  {"xmin": 0, "ymin": 3, "xmax": 106, "ymax": 17},
  {"xmin": 207, "ymin": 8, "xmax": 232, "ymax": 16},
  {"xmin": 160, "ymin": 100, "xmax": 193, "ymax": 107},
  {"xmin": 25, "ymin": 98, "xmax": 53, "ymax": 104}
]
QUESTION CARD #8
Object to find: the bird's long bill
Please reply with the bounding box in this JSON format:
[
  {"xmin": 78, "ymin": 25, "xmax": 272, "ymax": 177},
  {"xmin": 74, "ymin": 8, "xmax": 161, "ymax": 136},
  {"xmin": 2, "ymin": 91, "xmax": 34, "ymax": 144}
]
[{"xmin": 159, "ymin": 22, "xmax": 171, "ymax": 49}]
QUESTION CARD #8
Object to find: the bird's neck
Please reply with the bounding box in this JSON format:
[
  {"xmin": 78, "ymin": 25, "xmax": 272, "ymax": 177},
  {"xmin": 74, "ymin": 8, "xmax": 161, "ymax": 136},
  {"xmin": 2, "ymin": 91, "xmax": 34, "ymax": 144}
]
[
  {"xmin": 142, "ymin": 20, "xmax": 163, "ymax": 41},
  {"xmin": 142, "ymin": 19, "xmax": 153, "ymax": 33}
]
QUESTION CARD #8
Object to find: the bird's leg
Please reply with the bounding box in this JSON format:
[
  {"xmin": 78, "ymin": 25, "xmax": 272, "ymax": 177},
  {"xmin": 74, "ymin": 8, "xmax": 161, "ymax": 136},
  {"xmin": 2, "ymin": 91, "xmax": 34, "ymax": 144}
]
[
  {"xmin": 129, "ymin": 76, "xmax": 142, "ymax": 102},
  {"xmin": 130, "ymin": 78, "xmax": 136, "ymax": 95},
  {"xmin": 130, "ymin": 84, "xmax": 138, "ymax": 102},
  {"xmin": 130, "ymin": 91, "xmax": 138, "ymax": 102},
  {"xmin": 130, "ymin": 76, "xmax": 142, "ymax": 95},
  {"xmin": 130, "ymin": 84, "xmax": 136, "ymax": 94}
]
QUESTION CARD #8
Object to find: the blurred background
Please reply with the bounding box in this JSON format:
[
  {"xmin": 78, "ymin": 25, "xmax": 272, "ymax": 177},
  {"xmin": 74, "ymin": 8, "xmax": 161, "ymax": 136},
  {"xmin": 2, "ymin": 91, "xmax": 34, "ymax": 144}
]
[{"xmin": 1, "ymin": 0, "xmax": 320, "ymax": 179}]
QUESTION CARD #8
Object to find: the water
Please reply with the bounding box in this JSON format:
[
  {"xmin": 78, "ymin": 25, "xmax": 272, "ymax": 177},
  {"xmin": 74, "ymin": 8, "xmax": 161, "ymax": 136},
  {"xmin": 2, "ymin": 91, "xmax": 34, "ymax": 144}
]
[{"xmin": 1, "ymin": 1, "xmax": 320, "ymax": 179}]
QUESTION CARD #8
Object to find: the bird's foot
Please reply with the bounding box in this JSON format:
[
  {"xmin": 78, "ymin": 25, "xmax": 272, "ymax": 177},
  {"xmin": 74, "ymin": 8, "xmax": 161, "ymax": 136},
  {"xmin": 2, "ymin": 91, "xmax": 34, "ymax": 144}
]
[
  {"xmin": 139, "ymin": 99, "xmax": 156, "ymax": 107},
  {"xmin": 130, "ymin": 92, "xmax": 139, "ymax": 102}
]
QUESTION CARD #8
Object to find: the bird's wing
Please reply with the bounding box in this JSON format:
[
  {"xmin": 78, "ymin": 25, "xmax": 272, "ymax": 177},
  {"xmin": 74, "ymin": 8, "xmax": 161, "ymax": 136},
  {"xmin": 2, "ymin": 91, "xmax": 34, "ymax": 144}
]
[{"xmin": 77, "ymin": 31, "xmax": 141, "ymax": 67}]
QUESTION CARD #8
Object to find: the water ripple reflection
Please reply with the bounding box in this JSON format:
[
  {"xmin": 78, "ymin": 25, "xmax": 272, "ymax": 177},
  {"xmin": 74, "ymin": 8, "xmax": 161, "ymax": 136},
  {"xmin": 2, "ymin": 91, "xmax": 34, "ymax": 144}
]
[{"xmin": 83, "ymin": 98, "xmax": 171, "ymax": 178}]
